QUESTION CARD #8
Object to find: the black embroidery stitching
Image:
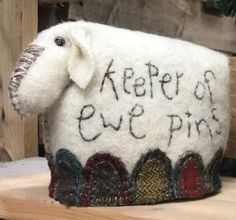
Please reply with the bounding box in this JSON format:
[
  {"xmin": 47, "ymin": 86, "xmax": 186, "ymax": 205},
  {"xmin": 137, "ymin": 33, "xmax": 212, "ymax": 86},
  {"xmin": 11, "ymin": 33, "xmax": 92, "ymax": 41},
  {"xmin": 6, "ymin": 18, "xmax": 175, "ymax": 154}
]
[
  {"xmin": 128, "ymin": 104, "xmax": 146, "ymax": 139},
  {"xmin": 185, "ymin": 110, "xmax": 192, "ymax": 138},
  {"xmin": 194, "ymin": 81, "xmax": 206, "ymax": 100},
  {"xmin": 211, "ymin": 107, "xmax": 222, "ymax": 135},
  {"xmin": 123, "ymin": 68, "xmax": 134, "ymax": 95},
  {"xmin": 204, "ymin": 70, "xmax": 216, "ymax": 105},
  {"xmin": 100, "ymin": 59, "xmax": 119, "ymax": 100},
  {"xmin": 77, "ymin": 104, "xmax": 101, "ymax": 142},
  {"xmin": 195, "ymin": 118, "xmax": 213, "ymax": 139},
  {"xmin": 134, "ymin": 76, "xmax": 146, "ymax": 97},
  {"xmin": 159, "ymin": 73, "xmax": 173, "ymax": 100},
  {"xmin": 176, "ymin": 72, "xmax": 184, "ymax": 95},
  {"xmin": 167, "ymin": 114, "xmax": 183, "ymax": 147},
  {"xmin": 145, "ymin": 61, "xmax": 159, "ymax": 99},
  {"xmin": 100, "ymin": 113, "xmax": 123, "ymax": 131}
]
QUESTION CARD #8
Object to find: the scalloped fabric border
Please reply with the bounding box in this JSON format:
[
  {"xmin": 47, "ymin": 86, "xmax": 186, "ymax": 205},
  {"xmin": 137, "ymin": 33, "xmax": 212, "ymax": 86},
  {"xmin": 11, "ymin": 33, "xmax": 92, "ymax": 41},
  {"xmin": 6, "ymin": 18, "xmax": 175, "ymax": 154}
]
[{"xmin": 46, "ymin": 149, "xmax": 223, "ymax": 206}]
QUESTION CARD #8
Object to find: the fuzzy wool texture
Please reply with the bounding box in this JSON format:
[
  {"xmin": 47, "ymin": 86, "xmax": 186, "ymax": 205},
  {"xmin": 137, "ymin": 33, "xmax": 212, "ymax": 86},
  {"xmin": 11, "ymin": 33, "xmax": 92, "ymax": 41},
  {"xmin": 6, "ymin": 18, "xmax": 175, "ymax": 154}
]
[{"xmin": 9, "ymin": 21, "xmax": 230, "ymax": 173}]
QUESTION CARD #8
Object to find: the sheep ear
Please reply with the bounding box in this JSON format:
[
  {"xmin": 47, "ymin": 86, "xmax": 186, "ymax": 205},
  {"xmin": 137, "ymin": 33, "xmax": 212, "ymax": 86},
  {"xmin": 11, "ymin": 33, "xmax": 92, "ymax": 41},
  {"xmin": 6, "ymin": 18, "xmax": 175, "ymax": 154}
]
[{"xmin": 68, "ymin": 29, "xmax": 95, "ymax": 89}]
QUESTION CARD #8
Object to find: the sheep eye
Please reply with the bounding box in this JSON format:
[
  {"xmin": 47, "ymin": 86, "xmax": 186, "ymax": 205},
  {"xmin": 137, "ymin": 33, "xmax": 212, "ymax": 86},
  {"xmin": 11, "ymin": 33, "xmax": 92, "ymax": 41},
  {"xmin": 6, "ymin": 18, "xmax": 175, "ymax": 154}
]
[{"xmin": 55, "ymin": 37, "xmax": 65, "ymax": 46}]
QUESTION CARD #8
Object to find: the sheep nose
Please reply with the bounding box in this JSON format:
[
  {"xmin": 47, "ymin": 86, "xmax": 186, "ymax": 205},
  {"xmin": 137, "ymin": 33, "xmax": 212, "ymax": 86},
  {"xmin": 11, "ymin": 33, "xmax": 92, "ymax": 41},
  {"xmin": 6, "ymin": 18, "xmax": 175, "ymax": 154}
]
[{"xmin": 8, "ymin": 44, "xmax": 44, "ymax": 111}]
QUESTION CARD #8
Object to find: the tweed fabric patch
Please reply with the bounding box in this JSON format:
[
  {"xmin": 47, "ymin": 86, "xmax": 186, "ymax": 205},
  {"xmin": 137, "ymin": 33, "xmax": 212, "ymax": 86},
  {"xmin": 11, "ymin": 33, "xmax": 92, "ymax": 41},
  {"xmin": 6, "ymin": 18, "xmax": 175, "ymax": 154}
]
[
  {"xmin": 206, "ymin": 150, "xmax": 223, "ymax": 193},
  {"xmin": 131, "ymin": 149, "xmax": 173, "ymax": 205},
  {"xmin": 55, "ymin": 148, "xmax": 82, "ymax": 206},
  {"xmin": 46, "ymin": 153, "xmax": 58, "ymax": 198},
  {"xmin": 174, "ymin": 152, "xmax": 205, "ymax": 199},
  {"xmin": 81, "ymin": 153, "xmax": 130, "ymax": 206}
]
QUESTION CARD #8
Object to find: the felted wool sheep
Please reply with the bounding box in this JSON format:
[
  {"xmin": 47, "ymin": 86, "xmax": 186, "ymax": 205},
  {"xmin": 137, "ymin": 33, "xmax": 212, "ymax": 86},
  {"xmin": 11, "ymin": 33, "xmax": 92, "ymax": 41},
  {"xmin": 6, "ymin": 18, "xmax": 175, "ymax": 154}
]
[{"xmin": 9, "ymin": 21, "xmax": 230, "ymax": 207}]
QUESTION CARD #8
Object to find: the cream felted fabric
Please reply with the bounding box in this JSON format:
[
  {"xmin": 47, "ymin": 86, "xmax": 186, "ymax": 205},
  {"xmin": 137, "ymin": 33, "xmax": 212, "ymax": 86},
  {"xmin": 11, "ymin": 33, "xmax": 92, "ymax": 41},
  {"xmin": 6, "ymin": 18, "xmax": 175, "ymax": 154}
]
[{"xmin": 9, "ymin": 21, "xmax": 230, "ymax": 206}]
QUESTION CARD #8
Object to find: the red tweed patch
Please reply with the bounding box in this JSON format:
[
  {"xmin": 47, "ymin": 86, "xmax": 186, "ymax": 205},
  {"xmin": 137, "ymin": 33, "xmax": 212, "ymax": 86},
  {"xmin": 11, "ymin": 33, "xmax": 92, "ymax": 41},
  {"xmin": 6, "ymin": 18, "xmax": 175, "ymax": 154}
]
[{"xmin": 174, "ymin": 152, "xmax": 205, "ymax": 199}]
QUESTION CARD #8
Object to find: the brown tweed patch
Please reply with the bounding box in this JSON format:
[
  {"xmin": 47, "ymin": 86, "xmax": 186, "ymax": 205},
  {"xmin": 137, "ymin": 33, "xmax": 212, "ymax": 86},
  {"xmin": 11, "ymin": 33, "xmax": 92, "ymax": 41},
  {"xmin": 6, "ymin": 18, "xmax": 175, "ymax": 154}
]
[
  {"xmin": 81, "ymin": 153, "xmax": 130, "ymax": 206},
  {"xmin": 89, "ymin": 161, "xmax": 121, "ymax": 205},
  {"xmin": 131, "ymin": 149, "xmax": 173, "ymax": 205}
]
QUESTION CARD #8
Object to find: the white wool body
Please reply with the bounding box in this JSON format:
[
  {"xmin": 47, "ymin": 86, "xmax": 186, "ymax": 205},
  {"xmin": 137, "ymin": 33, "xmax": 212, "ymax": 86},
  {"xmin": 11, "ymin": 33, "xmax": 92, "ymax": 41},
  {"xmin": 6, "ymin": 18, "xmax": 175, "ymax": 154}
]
[{"xmin": 11, "ymin": 21, "xmax": 230, "ymax": 173}]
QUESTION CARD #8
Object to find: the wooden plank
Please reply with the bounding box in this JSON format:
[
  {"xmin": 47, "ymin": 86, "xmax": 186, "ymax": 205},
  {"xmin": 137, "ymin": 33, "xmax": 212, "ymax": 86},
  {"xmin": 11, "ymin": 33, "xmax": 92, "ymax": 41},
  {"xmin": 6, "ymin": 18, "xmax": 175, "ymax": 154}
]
[
  {"xmin": 225, "ymin": 57, "xmax": 236, "ymax": 158},
  {"xmin": 68, "ymin": 0, "xmax": 236, "ymax": 53},
  {"xmin": 0, "ymin": 158, "xmax": 236, "ymax": 220},
  {"xmin": 0, "ymin": 0, "xmax": 38, "ymax": 160},
  {"xmin": 180, "ymin": 4, "xmax": 236, "ymax": 54},
  {"xmin": 39, "ymin": 0, "xmax": 69, "ymax": 5}
]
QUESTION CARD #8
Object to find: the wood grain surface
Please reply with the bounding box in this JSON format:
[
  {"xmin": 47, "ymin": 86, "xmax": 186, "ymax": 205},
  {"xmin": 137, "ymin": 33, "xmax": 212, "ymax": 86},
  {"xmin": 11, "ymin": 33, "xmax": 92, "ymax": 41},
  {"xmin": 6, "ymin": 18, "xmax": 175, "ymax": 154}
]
[
  {"xmin": 0, "ymin": 0, "xmax": 38, "ymax": 161},
  {"xmin": 39, "ymin": 0, "xmax": 69, "ymax": 5},
  {"xmin": 0, "ymin": 158, "xmax": 236, "ymax": 220},
  {"xmin": 226, "ymin": 57, "xmax": 236, "ymax": 158}
]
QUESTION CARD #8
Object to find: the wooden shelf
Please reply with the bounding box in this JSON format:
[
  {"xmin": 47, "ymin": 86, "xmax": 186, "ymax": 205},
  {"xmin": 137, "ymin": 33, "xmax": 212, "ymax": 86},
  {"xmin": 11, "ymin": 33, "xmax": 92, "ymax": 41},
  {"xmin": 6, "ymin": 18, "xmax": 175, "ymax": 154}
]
[
  {"xmin": 0, "ymin": 158, "xmax": 236, "ymax": 220},
  {"xmin": 38, "ymin": 0, "xmax": 69, "ymax": 5}
]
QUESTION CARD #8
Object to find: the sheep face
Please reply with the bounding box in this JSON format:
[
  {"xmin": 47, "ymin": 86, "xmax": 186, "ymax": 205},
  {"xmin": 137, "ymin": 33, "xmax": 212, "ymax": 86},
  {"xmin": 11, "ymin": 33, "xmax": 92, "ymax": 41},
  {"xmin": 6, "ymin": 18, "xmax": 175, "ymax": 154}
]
[{"xmin": 9, "ymin": 21, "xmax": 94, "ymax": 115}]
